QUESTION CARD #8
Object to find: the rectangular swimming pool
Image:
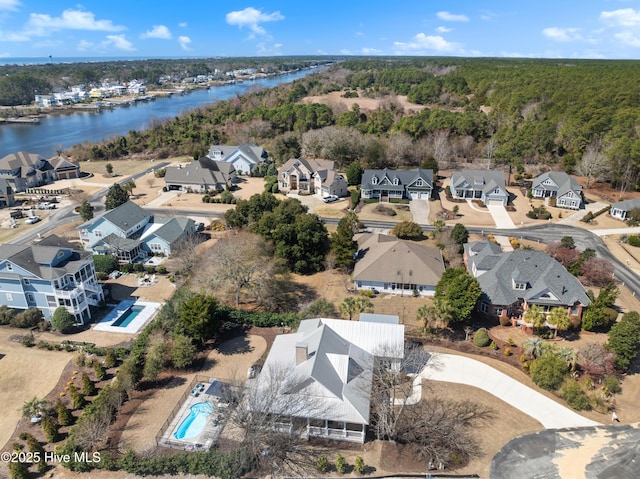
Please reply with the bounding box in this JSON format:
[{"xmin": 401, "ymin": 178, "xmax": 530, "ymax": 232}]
[{"xmin": 112, "ymin": 305, "xmax": 145, "ymax": 328}]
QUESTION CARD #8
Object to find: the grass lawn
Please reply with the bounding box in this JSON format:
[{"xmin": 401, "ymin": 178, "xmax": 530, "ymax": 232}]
[
  {"xmin": 79, "ymin": 156, "xmax": 190, "ymax": 178},
  {"xmin": 357, "ymin": 202, "xmax": 414, "ymax": 223}
]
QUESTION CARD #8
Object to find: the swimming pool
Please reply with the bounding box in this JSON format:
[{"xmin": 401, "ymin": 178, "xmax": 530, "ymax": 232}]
[
  {"xmin": 174, "ymin": 402, "xmax": 214, "ymax": 440},
  {"xmin": 112, "ymin": 305, "xmax": 145, "ymax": 328}
]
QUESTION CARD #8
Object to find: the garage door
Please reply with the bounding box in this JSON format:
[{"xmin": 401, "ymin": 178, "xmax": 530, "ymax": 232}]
[{"xmin": 486, "ymin": 199, "xmax": 504, "ymax": 206}]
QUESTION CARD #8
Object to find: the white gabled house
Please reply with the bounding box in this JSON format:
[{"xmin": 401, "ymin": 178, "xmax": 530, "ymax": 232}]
[
  {"xmin": 531, "ymin": 171, "xmax": 583, "ymax": 210},
  {"xmin": 254, "ymin": 317, "xmax": 404, "ymax": 443}
]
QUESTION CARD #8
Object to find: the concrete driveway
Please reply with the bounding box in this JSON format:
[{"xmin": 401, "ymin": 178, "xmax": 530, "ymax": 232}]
[
  {"xmin": 487, "ymin": 204, "xmax": 517, "ymax": 229},
  {"xmin": 409, "ymin": 199, "xmax": 430, "ymax": 225},
  {"xmin": 286, "ymin": 192, "xmax": 325, "ymax": 212},
  {"xmin": 418, "ymin": 353, "xmax": 600, "ymax": 429}
]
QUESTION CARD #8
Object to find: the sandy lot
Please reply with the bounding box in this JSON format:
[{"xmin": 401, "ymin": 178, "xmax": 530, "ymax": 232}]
[
  {"xmin": 118, "ymin": 334, "xmax": 267, "ymax": 453},
  {"xmin": 300, "ymin": 90, "xmax": 429, "ymax": 115},
  {"xmin": 0, "ymin": 328, "xmax": 73, "ymax": 450}
]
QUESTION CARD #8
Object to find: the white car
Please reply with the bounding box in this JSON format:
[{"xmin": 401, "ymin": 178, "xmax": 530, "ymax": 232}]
[
  {"xmin": 323, "ymin": 195, "xmax": 339, "ymax": 203},
  {"xmin": 25, "ymin": 216, "xmax": 40, "ymax": 224}
]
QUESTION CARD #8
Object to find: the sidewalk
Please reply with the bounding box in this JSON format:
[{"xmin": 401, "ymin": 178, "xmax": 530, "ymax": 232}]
[{"xmin": 402, "ymin": 353, "xmax": 600, "ymax": 430}]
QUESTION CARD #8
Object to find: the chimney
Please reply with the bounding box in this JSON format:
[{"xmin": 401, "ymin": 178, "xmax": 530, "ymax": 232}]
[{"xmin": 295, "ymin": 342, "xmax": 308, "ymax": 365}]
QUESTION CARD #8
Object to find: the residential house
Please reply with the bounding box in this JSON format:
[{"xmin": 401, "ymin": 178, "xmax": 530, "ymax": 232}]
[
  {"xmin": 450, "ymin": 169, "xmax": 509, "ymax": 206},
  {"xmin": 464, "ymin": 240, "xmax": 590, "ymax": 326},
  {"xmin": 206, "ymin": 143, "xmax": 268, "ymax": 175},
  {"xmin": 0, "ymin": 179, "xmax": 14, "ymax": 207},
  {"xmin": 254, "ymin": 316, "xmax": 404, "ymax": 443},
  {"xmin": 360, "ymin": 168, "xmax": 433, "ymax": 200},
  {"xmin": 278, "ymin": 158, "xmax": 347, "ymax": 198},
  {"xmin": 353, "ymin": 233, "xmax": 445, "ymax": 296},
  {"xmin": 48, "ymin": 155, "xmax": 81, "ymax": 180},
  {"xmin": 610, "ymin": 198, "xmax": 640, "ymax": 221},
  {"xmin": 164, "ymin": 158, "xmax": 236, "ymax": 192},
  {"xmin": 0, "ymin": 235, "xmax": 104, "ymax": 324},
  {"xmin": 77, "ymin": 201, "xmax": 197, "ymax": 262},
  {"xmin": 531, "ymin": 171, "xmax": 583, "ymax": 210},
  {"xmin": 0, "ymin": 152, "xmax": 57, "ymax": 192}
]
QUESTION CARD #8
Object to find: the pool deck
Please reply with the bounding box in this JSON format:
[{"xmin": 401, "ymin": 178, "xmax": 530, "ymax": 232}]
[
  {"xmin": 93, "ymin": 299, "xmax": 161, "ymax": 334},
  {"xmin": 158, "ymin": 380, "xmax": 228, "ymax": 450}
]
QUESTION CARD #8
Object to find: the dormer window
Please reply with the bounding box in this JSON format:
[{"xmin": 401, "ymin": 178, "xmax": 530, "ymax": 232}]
[
  {"xmin": 513, "ymin": 281, "xmax": 527, "ymax": 290},
  {"xmin": 393, "ymin": 178, "xmax": 399, "ymax": 185},
  {"xmin": 371, "ymin": 177, "xmax": 378, "ymax": 185},
  {"xmin": 416, "ymin": 179, "xmax": 424, "ymax": 186}
]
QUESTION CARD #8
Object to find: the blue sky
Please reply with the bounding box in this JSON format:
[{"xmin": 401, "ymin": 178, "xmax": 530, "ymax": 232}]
[{"xmin": 1, "ymin": 0, "xmax": 640, "ymax": 59}]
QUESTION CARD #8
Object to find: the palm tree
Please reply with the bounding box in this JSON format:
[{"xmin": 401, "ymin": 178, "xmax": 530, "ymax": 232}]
[
  {"xmin": 338, "ymin": 297, "xmax": 358, "ymax": 321},
  {"xmin": 354, "ymin": 296, "xmax": 374, "ymax": 315},
  {"xmin": 525, "ymin": 304, "xmax": 546, "ymax": 333},
  {"xmin": 123, "ymin": 180, "xmax": 136, "ymax": 197},
  {"xmin": 547, "ymin": 307, "xmax": 571, "ymax": 338},
  {"xmin": 417, "ymin": 305, "xmax": 439, "ymax": 332},
  {"xmin": 434, "ymin": 298, "xmax": 455, "ymax": 329},
  {"xmin": 523, "ymin": 337, "xmax": 544, "ymax": 359},
  {"xmin": 22, "ymin": 397, "xmax": 49, "ymax": 420},
  {"xmin": 556, "ymin": 346, "xmax": 578, "ymax": 371}
]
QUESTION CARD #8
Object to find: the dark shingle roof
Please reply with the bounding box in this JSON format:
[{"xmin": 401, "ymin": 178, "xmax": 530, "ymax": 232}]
[
  {"xmin": 532, "ymin": 171, "xmax": 582, "ymax": 197},
  {"xmin": 450, "ymin": 169, "xmax": 506, "ymax": 195},
  {"xmin": 465, "ymin": 241, "xmax": 590, "ymax": 307},
  {"xmin": 360, "ymin": 168, "xmax": 433, "ymax": 190}
]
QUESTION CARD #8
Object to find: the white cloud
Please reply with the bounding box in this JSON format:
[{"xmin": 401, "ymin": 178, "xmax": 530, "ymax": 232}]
[
  {"xmin": 0, "ymin": 29, "xmax": 30, "ymax": 41},
  {"xmin": 542, "ymin": 27, "xmax": 583, "ymax": 42},
  {"xmin": 26, "ymin": 8, "xmax": 125, "ymax": 36},
  {"xmin": 77, "ymin": 39, "xmax": 93, "ymax": 51},
  {"xmin": 178, "ymin": 35, "xmax": 191, "ymax": 50},
  {"xmin": 0, "ymin": 0, "xmax": 20, "ymax": 12},
  {"xmin": 178, "ymin": 22, "xmax": 187, "ymax": 28},
  {"xmin": 104, "ymin": 34, "xmax": 135, "ymax": 51},
  {"xmin": 615, "ymin": 31, "xmax": 640, "ymax": 46},
  {"xmin": 0, "ymin": 51, "xmax": 11, "ymax": 57},
  {"xmin": 361, "ymin": 47, "xmax": 382, "ymax": 55},
  {"xmin": 393, "ymin": 33, "xmax": 459, "ymax": 52},
  {"xmin": 436, "ymin": 26, "xmax": 452, "ymax": 33},
  {"xmin": 340, "ymin": 48, "xmax": 353, "ymax": 55},
  {"xmin": 226, "ymin": 7, "xmax": 284, "ymax": 36},
  {"xmin": 600, "ymin": 8, "xmax": 640, "ymax": 27},
  {"xmin": 437, "ymin": 11, "xmax": 469, "ymax": 22},
  {"xmin": 141, "ymin": 25, "xmax": 172, "ymax": 39}
]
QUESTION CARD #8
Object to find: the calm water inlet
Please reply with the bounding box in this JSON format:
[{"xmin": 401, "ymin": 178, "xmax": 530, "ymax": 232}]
[{"xmin": 0, "ymin": 69, "xmax": 317, "ymax": 157}]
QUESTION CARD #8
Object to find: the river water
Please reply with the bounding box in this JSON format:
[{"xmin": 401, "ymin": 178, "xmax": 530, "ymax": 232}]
[{"xmin": 0, "ymin": 69, "xmax": 316, "ymax": 157}]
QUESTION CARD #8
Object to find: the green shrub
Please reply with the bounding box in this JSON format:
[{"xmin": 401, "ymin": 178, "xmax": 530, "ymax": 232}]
[
  {"xmin": 354, "ymin": 456, "xmax": 365, "ymax": 474},
  {"xmin": 133, "ymin": 263, "xmax": 145, "ymax": 273},
  {"xmin": 41, "ymin": 414, "xmax": 58, "ymax": 442},
  {"xmin": 561, "ymin": 379, "xmax": 591, "ymax": 410},
  {"xmin": 144, "ymin": 266, "xmax": 157, "ymax": 274},
  {"xmin": 628, "ymin": 235, "xmax": 640, "ymax": 247},
  {"xmin": 473, "ymin": 328, "xmax": 491, "ymax": 347},
  {"xmin": 157, "ymin": 265, "xmax": 168, "ymax": 274},
  {"xmin": 529, "ymin": 354, "xmax": 568, "ymax": 391},
  {"xmin": 316, "ymin": 455, "xmax": 329, "ymax": 473},
  {"xmin": 92, "ymin": 254, "xmax": 118, "ymax": 273},
  {"xmin": 490, "ymin": 340, "xmax": 499, "ymax": 350},
  {"xmin": 93, "ymin": 361, "xmax": 107, "ymax": 381},
  {"xmin": 104, "ymin": 348, "xmax": 117, "ymax": 368},
  {"xmin": 603, "ymin": 375, "xmax": 621, "ymax": 395},
  {"xmin": 120, "ymin": 263, "xmax": 133, "ymax": 273},
  {"xmin": 335, "ymin": 453, "xmax": 347, "ymax": 474}
]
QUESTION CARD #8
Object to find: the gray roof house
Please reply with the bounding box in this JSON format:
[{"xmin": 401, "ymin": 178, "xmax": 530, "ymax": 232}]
[
  {"xmin": 77, "ymin": 201, "xmax": 197, "ymax": 261},
  {"xmin": 206, "ymin": 143, "xmax": 268, "ymax": 174},
  {"xmin": 164, "ymin": 157, "xmax": 236, "ymax": 192},
  {"xmin": 610, "ymin": 198, "xmax": 640, "ymax": 221},
  {"xmin": 254, "ymin": 317, "xmax": 404, "ymax": 443},
  {"xmin": 353, "ymin": 233, "xmax": 445, "ymax": 296},
  {"xmin": 531, "ymin": 171, "xmax": 583, "ymax": 210},
  {"xmin": 450, "ymin": 169, "xmax": 509, "ymax": 206},
  {"xmin": 0, "ymin": 151, "xmax": 57, "ymax": 192},
  {"xmin": 279, "ymin": 158, "xmax": 346, "ymax": 198},
  {"xmin": 464, "ymin": 240, "xmax": 590, "ymax": 326},
  {"xmin": 360, "ymin": 168, "xmax": 433, "ymax": 200},
  {"xmin": 0, "ymin": 178, "xmax": 14, "ymax": 207},
  {"xmin": 0, "ymin": 235, "xmax": 104, "ymax": 324}
]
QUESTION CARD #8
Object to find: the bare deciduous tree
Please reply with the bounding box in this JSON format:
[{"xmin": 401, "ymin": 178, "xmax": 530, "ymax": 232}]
[
  {"xmin": 192, "ymin": 231, "xmax": 293, "ymax": 310},
  {"xmin": 430, "ymin": 129, "xmax": 451, "ymax": 170},
  {"xmin": 576, "ymin": 140, "xmax": 609, "ymax": 188},
  {"xmin": 170, "ymin": 233, "xmax": 206, "ymax": 276},
  {"xmin": 227, "ymin": 365, "xmax": 332, "ymax": 477}
]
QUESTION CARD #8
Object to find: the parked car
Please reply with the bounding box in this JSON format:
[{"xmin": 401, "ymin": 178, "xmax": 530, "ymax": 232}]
[
  {"xmin": 37, "ymin": 202, "xmax": 56, "ymax": 210},
  {"xmin": 323, "ymin": 194, "xmax": 339, "ymax": 203},
  {"xmin": 25, "ymin": 216, "xmax": 40, "ymax": 224}
]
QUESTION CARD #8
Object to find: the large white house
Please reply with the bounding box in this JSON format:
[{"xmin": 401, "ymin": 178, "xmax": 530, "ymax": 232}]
[
  {"xmin": 0, "ymin": 235, "xmax": 104, "ymax": 324},
  {"xmin": 253, "ymin": 317, "xmax": 404, "ymax": 443}
]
